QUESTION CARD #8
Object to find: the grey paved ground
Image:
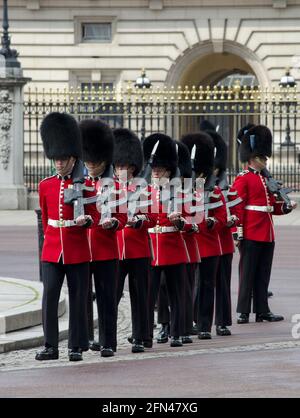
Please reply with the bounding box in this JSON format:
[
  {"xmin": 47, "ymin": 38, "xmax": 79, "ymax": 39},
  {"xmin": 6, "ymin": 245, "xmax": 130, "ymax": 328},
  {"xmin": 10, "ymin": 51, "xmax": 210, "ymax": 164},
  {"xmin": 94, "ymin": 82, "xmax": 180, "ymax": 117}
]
[
  {"xmin": 2, "ymin": 345, "xmax": 300, "ymax": 398},
  {"xmin": 0, "ymin": 210, "xmax": 299, "ymax": 397}
]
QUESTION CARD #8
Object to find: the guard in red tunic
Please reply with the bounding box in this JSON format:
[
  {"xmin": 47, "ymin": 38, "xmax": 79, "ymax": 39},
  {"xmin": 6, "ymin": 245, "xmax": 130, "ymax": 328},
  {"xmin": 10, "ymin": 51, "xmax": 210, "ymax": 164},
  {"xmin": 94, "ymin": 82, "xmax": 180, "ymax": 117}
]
[
  {"xmin": 200, "ymin": 121, "xmax": 241, "ymax": 336},
  {"xmin": 114, "ymin": 128, "xmax": 157, "ymax": 353},
  {"xmin": 156, "ymin": 140, "xmax": 200, "ymax": 344},
  {"xmin": 182, "ymin": 132, "xmax": 227, "ymax": 340},
  {"xmin": 80, "ymin": 119, "xmax": 127, "ymax": 357},
  {"xmin": 36, "ymin": 113, "xmax": 99, "ymax": 362},
  {"xmin": 144, "ymin": 133, "xmax": 194, "ymax": 347},
  {"xmin": 233, "ymin": 125, "xmax": 297, "ymax": 323}
]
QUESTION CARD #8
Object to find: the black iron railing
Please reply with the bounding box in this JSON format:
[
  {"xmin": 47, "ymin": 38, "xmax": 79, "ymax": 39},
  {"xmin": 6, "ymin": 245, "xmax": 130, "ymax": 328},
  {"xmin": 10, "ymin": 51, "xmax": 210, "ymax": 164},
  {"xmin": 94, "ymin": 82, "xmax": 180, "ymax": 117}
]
[{"xmin": 23, "ymin": 85, "xmax": 300, "ymax": 192}]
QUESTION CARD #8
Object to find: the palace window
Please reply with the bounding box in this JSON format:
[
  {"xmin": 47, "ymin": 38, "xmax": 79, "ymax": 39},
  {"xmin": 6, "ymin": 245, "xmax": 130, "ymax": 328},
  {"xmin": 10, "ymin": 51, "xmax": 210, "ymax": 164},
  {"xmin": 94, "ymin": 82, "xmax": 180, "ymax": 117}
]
[{"xmin": 82, "ymin": 23, "xmax": 112, "ymax": 42}]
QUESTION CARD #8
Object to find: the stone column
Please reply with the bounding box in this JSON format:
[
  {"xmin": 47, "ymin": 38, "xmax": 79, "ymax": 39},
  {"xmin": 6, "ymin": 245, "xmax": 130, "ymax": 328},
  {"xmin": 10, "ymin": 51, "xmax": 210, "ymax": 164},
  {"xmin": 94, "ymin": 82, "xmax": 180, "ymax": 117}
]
[
  {"xmin": 0, "ymin": 0, "xmax": 31, "ymax": 209},
  {"xmin": 0, "ymin": 77, "xmax": 30, "ymax": 209}
]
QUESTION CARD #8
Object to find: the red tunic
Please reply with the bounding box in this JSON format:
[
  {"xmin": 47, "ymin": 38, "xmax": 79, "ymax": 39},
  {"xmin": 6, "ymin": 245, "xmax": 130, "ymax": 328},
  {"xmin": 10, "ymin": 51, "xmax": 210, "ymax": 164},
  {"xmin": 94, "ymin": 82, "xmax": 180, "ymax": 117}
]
[
  {"xmin": 218, "ymin": 187, "xmax": 241, "ymax": 255},
  {"xmin": 148, "ymin": 185, "xmax": 192, "ymax": 267},
  {"xmin": 39, "ymin": 175, "xmax": 99, "ymax": 264},
  {"xmin": 182, "ymin": 232, "xmax": 201, "ymax": 264},
  {"xmin": 232, "ymin": 168, "xmax": 286, "ymax": 243},
  {"xmin": 196, "ymin": 186, "xmax": 227, "ymax": 258},
  {"xmin": 88, "ymin": 177, "xmax": 127, "ymax": 261},
  {"xmin": 117, "ymin": 183, "xmax": 157, "ymax": 260}
]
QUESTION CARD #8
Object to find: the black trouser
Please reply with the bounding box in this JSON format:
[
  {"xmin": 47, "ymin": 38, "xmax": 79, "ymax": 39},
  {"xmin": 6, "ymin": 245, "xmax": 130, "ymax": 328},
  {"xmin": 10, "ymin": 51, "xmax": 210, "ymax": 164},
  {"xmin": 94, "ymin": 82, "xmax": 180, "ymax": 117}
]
[
  {"xmin": 87, "ymin": 274, "xmax": 95, "ymax": 341},
  {"xmin": 194, "ymin": 256, "xmax": 219, "ymax": 333},
  {"xmin": 237, "ymin": 239, "xmax": 274, "ymax": 314},
  {"xmin": 149, "ymin": 264, "xmax": 185, "ymax": 338},
  {"xmin": 117, "ymin": 258, "xmax": 151, "ymax": 342},
  {"xmin": 215, "ymin": 253, "xmax": 233, "ymax": 327},
  {"xmin": 157, "ymin": 264, "xmax": 195, "ymax": 335},
  {"xmin": 91, "ymin": 259, "xmax": 118, "ymax": 350},
  {"xmin": 185, "ymin": 263, "xmax": 197, "ymax": 335},
  {"xmin": 41, "ymin": 261, "xmax": 89, "ymax": 350},
  {"xmin": 157, "ymin": 273, "xmax": 170, "ymax": 325}
]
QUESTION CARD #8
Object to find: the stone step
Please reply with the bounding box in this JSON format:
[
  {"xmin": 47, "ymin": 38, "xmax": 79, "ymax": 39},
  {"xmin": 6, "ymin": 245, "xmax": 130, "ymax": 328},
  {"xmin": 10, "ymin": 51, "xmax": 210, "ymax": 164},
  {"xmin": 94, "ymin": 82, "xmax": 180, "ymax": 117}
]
[
  {"xmin": 0, "ymin": 298, "xmax": 98, "ymax": 354},
  {"xmin": 0, "ymin": 277, "xmax": 65, "ymax": 334}
]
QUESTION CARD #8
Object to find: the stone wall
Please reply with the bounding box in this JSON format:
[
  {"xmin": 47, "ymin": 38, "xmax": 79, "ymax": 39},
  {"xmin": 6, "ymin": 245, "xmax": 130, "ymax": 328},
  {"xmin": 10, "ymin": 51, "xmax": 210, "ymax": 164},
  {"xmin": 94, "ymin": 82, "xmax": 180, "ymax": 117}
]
[{"xmin": 1, "ymin": 0, "xmax": 299, "ymax": 89}]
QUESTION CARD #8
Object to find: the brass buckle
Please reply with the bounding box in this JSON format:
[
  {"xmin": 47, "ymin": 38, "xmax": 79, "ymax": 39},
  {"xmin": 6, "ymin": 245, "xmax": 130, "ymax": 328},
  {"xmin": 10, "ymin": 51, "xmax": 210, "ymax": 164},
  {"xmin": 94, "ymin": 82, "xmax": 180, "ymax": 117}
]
[
  {"xmin": 156, "ymin": 226, "xmax": 162, "ymax": 233},
  {"xmin": 58, "ymin": 220, "xmax": 65, "ymax": 227},
  {"xmin": 267, "ymin": 206, "xmax": 273, "ymax": 213}
]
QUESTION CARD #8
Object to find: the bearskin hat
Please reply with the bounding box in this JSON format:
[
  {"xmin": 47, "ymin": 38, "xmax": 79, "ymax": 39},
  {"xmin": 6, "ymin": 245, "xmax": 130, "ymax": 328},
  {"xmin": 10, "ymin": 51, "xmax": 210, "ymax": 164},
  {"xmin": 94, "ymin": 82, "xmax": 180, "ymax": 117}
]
[
  {"xmin": 143, "ymin": 133, "xmax": 178, "ymax": 177},
  {"xmin": 237, "ymin": 123, "xmax": 256, "ymax": 144},
  {"xmin": 200, "ymin": 119, "xmax": 216, "ymax": 133},
  {"xmin": 79, "ymin": 119, "xmax": 114, "ymax": 163},
  {"xmin": 181, "ymin": 132, "xmax": 215, "ymax": 177},
  {"xmin": 175, "ymin": 140, "xmax": 192, "ymax": 178},
  {"xmin": 113, "ymin": 128, "xmax": 143, "ymax": 177},
  {"xmin": 207, "ymin": 131, "xmax": 227, "ymax": 172},
  {"xmin": 239, "ymin": 125, "xmax": 272, "ymax": 163},
  {"xmin": 40, "ymin": 112, "xmax": 82, "ymax": 160}
]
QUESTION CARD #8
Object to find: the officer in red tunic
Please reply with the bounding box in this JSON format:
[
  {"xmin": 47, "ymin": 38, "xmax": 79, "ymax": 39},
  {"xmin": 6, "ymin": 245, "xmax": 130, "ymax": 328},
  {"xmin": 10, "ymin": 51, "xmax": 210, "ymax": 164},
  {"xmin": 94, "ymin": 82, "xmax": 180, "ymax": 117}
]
[
  {"xmin": 80, "ymin": 119, "xmax": 127, "ymax": 357},
  {"xmin": 182, "ymin": 132, "xmax": 227, "ymax": 340},
  {"xmin": 114, "ymin": 128, "xmax": 157, "ymax": 353},
  {"xmin": 144, "ymin": 133, "xmax": 194, "ymax": 347},
  {"xmin": 233, "ymin": 125, "xmax": 297, "ymax": 323},
  {"xmin": 236, "ymin": 123, "xmax": 273, "ymax": 299},
  {"xmin": 36, "ymin": 113, "xmax": 99, "ymax": 362}
]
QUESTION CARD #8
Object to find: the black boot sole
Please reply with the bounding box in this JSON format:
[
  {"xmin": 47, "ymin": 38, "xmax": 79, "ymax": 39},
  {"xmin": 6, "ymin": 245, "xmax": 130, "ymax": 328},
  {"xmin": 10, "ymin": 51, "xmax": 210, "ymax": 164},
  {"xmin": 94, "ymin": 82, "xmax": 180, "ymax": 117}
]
[
  {"xmin": 35, "ymin": 355, "xmax": 59, "ymax": 361},
  {"xmin": 156, "ymin": 338, "xmax": 168, "ymax": 344}
]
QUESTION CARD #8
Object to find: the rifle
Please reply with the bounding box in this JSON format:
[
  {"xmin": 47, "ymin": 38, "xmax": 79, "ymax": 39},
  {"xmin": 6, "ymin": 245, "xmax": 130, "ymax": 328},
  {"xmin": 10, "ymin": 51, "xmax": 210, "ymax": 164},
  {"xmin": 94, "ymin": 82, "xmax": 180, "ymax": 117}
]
[
  {"xmin": 190, "ymin": 144, "xmax": 197, "ymax": 190},
  {"xmin": 262, "ymin": 168, "xmax": 294, "ymax": 210},
  {"xmin": 64, "ymin": 159, "xmax": 95, "ymax": 219},
  {"xmin": 97, "ymin": 164, "xmax": 115, "ymax": 223},
  {"xmin": 217, "ymin": 168, "xmax": 242, "ymax": 224},
  {"xmin": 217, "ymin": 169, "xmax": 229, "ymax": 192},
  {"xmin": 126, "ymin": 141, "xmax": 159, "ymax": 220},
  {"xmin": 141, "ymin": 140, "xmax": 159, "ymax": 184}
]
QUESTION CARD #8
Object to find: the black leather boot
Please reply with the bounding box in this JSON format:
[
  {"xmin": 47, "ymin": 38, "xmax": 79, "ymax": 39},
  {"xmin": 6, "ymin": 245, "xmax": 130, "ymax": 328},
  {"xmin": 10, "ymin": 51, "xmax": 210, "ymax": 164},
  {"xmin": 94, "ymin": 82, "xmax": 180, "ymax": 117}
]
[
  {"xmin": 198, "ymin": 332, "xmax": 212, "ymax": 340},
  {"xmin": 35, "ymin": 346, "xmax": 59, "ymax": 361},
  {"xmin": 89, "ymin": 340, "xmax": 101, "ymax": 351},
  {"xmin": 68, "ymin": 348, "xmax": 82, "ymax": 362},
  {"xmin": 256, "ymin": 312, "xmax": 284, "ymax": 322},
  {"xmin": 101, "ymin": 347, "xmax": 115, "ymax": 357},
  {"xmin": 131, "ymin": 340, "xmax": 145, "ymax": 353},
  {"xmin": 237, "ymin": 313, "xmax": 250, "ymax": 324},
  {"xmin": 190, "ymin": 323, "xmax": 198, "ymax": 335},
  {"xmin": 170, "ymin": 336, "xmax": 183, "ymax": 347},
  {"xmin": 182, "ymin": 335, "xmax": 193, "ymax": 344},
  {"xmin": 156, "ymin": 323, "xmax": 169, "ymax": 343},
  {"xmin": 216, "ymin": 326, "xmax": 231, "ymax": 336}
]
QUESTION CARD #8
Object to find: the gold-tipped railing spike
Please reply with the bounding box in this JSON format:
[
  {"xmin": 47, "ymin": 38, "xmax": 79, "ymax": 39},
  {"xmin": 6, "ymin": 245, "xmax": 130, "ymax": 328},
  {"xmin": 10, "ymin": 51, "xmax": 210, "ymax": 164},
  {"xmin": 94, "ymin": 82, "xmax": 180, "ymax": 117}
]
[
  {"xmin": 233, "ymin": 79, "xmax": 241, "ymax": 99},
  {"xmin": 213, "ymin": 85, "xmax": 218, "ymax": 100},
  {"xmin": 191, "ymin": 85, "xmax": 196, "ymax": 100}
]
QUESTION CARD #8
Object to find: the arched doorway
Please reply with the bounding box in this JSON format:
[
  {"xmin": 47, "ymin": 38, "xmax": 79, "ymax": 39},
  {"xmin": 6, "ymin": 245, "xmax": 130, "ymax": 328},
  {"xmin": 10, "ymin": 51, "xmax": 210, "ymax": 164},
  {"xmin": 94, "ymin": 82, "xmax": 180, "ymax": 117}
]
[
  {"xmin": 166, "ymin": 41, "xmax": 270, "ymax": 168},
  {"xmin": 177, "ymin": 52, "xmax": 257, "ymax": 88}
]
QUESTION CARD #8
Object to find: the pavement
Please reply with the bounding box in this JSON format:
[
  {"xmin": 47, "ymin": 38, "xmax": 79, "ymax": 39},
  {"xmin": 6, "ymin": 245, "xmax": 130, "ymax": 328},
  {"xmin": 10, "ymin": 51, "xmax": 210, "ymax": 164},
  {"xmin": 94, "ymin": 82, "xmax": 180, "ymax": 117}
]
[{"xmin": 0, "ymin": 208, "xmax": 300, "ymax": 397}]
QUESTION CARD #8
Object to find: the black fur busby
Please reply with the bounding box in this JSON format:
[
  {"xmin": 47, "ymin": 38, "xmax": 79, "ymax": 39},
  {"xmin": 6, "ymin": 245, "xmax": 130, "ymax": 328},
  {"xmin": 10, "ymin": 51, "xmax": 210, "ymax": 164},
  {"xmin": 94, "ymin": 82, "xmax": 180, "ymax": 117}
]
[
  {"xmin": 200, "ymin": 119, "xmax": 216, "ymax": 133},
  {"xmin": 181, "ymin": 132, "xmax": 215, "ymax": 177},
  {"xmin": 237, "ymin": 123, "xmax": 256, "ymax": 144},
  {"xmin": 113, "ymin": 128, "xmax": 143, "ymax": 177},
  {"xmin": 79, "ymin": 119, "xmax": 114, "ymax": 163},
  {"xmin": 40, "ymin": 112, "xmax": 82, "ymax": 160},
  {"xmin": 208, "ymin": 131, "xmax": 227, "ymax": 172},
  {"xmin": 239, "ymin": 125, "xmax": 272, "ymax": 163},
  {"xmin": 143, "ymin": 133, "xmax": 178, "ymax": 176},
  {"xmin": 175, "ymin": 140, "xmax": 192, "ymax": 178}
]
